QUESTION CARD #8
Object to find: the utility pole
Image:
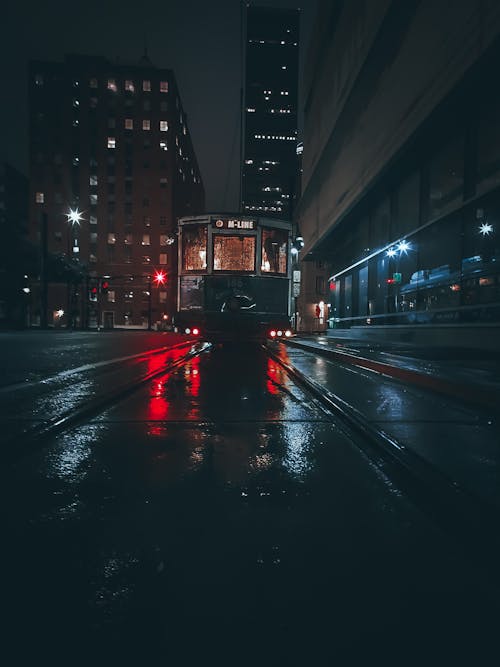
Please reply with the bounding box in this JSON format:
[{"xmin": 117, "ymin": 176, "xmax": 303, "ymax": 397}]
[
  {"xmin": 40, "ymin": 211, "xmax": 48, "ymax": 329},
  {"xmin": 148, "ymin": 274, "xmax": 152, "ymax": 331}
]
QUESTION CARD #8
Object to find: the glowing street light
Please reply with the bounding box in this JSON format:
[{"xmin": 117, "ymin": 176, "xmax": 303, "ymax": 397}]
[
  {"xmin": 479, "ymin": 222, "xmax": 493, "ymax": 236},
  {"xmin": 66, "ymin": 207, "xmax": 84, "ymax": 226}
]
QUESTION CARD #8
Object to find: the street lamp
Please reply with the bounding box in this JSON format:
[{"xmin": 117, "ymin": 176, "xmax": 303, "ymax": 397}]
[
  {"xmin": 65, "ymin": 207, "xmax": 85, "ymax": 328},
  {"xmin": 66, "ymin": 207, "xmax": 84, "ymax": 226}
]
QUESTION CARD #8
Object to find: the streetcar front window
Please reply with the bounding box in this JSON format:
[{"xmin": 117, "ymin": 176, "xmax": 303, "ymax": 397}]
[
  {"xmin": 261, "ymin": 227, "xmax": 288, "ymax": 274},
  {"xmin": 182, "ymin": 225, "xmax": 207, "ymax": 271},
  {"xmin": 213, "ymin": 235, "xmax": 255, "ymax": 272}
]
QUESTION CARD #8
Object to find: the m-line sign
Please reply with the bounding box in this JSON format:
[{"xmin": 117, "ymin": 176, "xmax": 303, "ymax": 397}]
[{"xmin": 213, "ymin": 218, "xmax": 256, "ymax": 230}]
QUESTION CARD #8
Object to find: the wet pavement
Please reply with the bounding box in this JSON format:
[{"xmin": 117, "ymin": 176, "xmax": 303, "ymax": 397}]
[
  {"xmin": 288, "ymin": 332, "xmax": 500, "ymax": 408},
  {"xmin": 1, "ymin": 336, "xmax": 499, "ymax": 665}
]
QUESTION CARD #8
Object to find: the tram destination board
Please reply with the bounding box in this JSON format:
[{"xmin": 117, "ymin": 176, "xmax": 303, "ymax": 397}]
[{"xmin": 212, "ymin": 217, "xmax": 256, "ymax": 230}]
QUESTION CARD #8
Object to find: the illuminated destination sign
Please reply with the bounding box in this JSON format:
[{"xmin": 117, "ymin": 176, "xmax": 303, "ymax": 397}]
[{"xmin": 213, "ymin": 218, "xmax": 256, "ymax": 230}]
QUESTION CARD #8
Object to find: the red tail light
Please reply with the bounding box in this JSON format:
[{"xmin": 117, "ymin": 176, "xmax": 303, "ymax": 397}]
[
  {"xmin": 269, "ymin": 330, "xmax": 277, "ymax": 338},
  {"xmin": 192, "ymin": 327, "xmax": 199, "ymax": 335}
]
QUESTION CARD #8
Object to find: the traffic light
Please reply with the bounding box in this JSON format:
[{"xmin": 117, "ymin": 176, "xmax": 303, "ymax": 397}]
[
  {"xmin": 89, "ymin": 285, "xmax": 98, "ymax": 301},
  {"xmin": 100, "ymin": 279, "xmax": 109, "ymax": 294},
  {"xmin": 153, "ymin": 270, "xmax": 166, "ymax": 286}
]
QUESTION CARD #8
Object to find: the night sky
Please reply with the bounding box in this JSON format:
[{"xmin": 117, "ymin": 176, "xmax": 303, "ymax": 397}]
[{"xmin": 1, "ymin": 0, "xmax": 317, "ymax": 211}]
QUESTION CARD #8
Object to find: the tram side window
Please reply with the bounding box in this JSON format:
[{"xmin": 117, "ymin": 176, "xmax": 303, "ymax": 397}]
[
  {"xmin": 182, "ymin": 225, "xmax": 207, "ymax": 271},
  {"xmin": 261, "ymin": 228, "xmax": 288, "ymax": 274},
  {"xmin": 213, "ymin": 235, "xmax": 255, "ymax": 272}
]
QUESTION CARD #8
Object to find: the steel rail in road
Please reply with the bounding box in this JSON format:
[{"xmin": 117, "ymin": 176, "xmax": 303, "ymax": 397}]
[
  {"xmin": 5, "ymin": 341, "xmax": 210, "ymax": 464},
  {"xmin": 265, "ymin": 342, "xmax": 500, "ymax": 589}
]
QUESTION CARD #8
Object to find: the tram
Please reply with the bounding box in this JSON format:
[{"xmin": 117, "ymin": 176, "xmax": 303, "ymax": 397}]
[{"xmin": 174, "ymin": 214, "xmax": 293, "ymax": 342}]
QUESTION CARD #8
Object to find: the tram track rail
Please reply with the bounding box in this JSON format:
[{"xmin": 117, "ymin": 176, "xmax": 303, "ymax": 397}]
[
  {"xmin": 265, "ymin": 342, "xmax": 500, "ymax": 583},
  {"xmin": 5, "ymin": 341, "xmax": 209, "ymax": 464},
  {"xmin": 6, "ymin": 336, "xmax": 500, "ymax": 586}
]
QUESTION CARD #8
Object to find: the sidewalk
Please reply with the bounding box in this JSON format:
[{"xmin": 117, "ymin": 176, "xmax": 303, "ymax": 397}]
[{"xmin": 286, "ymin": 332, "xmax": 500, "ymax": 410}]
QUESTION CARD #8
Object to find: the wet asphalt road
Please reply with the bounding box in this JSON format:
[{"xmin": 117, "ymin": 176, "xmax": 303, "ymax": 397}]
[{"xmin": 1, "ymin": 332, "xmax": 499, "ymax": 665}]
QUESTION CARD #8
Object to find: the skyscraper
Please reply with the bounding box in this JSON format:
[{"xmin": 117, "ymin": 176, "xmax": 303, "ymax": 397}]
[
  {"xmin": 241, "ymin": 5, "xmax": 300, "ymax": 219},
  {"xmin": 28, "ymin": 53, "xmax": 204, "ymax": 329}
]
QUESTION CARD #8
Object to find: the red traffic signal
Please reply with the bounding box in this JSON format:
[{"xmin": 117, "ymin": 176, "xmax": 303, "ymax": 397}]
[
  {"xmin": 153, "ymin": 270, "xmax": 166, "ymax": 286},
  {"xmin": 101, "ymin": 280, "xmax": 109, "ymax": 292}
]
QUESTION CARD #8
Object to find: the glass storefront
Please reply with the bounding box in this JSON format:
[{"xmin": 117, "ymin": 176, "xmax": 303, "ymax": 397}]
[{"xmin": 328, "ymin": 112, "xmax": 500, "ymax": 326}]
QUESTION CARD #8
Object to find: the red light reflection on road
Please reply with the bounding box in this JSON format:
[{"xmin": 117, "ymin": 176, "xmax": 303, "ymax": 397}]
[
  {"xmin": 148, "ymin": 376, "xmax": 170, "ymax": 420},
  {"xmin": 185, "ymin": 357, "xmax": 201, "ymax": 397},
  {"xmin": 266, "ymin": 358, "xmax": 280, "ymax": 395}
]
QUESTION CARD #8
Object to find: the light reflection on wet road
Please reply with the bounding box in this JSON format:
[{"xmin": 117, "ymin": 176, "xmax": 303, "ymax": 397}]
[{"xmin": 3, "ymin": 343, "xmax": 499, "ymax": 665}]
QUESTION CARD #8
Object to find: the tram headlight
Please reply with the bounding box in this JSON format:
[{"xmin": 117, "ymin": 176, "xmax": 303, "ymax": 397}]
[
  {"xmin": 285, "ymin": 329, "xmax": 292, "ymax": 337},
  {"xmin": 192, "ymin": 327, "xmax": 199, "ymax": 335},
  {"xmin": 185, "ymin": 327, "xmax": 191, "ymax": 334},
  {"xmin": 277, "ymin": 330, "xmax": 283, "ymax": 337}
]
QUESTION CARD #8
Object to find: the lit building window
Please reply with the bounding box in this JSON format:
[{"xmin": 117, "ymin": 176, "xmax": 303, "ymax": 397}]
[
  {"xmin": 72, "ymin": 98, "xmax": 80, "ymax": 107},
  {"xmin": 90, "ymin": 232, "xmax": 98, "ymax": 244},
  {"xmin": 108, "ymin": 233, "xmax": 116, "ymax": 244},
  {"xmin": 89, "ymin": 254, "xmax": 97, "ymax": 263},
  {"xmin": 159, "ymin": 254, "xmax": 168, "ymax": 265},
  {"xmin": 107, "ymin": 290, "xmax": 116, "ymax": 303},
  {"xmin": 125, "ymin": 118, "xmax": 133, "ymax": 130},
  {"xmin": 90, "ymin": 215, "xmax": 97, "ymax": 225},
  {"xmin": 160, "ymin": 81, "xmax": 168, "ymax": 93},
  {"xmin": 160, "ymin": 235, "xmax": 169, "ymax": 246},
  {"xmin": 107, "ymin": 137, "xmax": 116, "ymax": 149},
  {"xmin": 143, "ymin": 216, "xmax": 151, "ymax": 227},
  {"xmin": 89, "ymin": 77, "xmax": 98, "ymax": 88},
  {"xmin": 107, "ymin": 79, "xmax": 117, "ymax": 92},
  {"xmin": 142, "ymin": 234, "xmax": 151, "ymax": 245},
  {"xmin": 160, "ymin": 141, "xmax": 168, "ymax": 151},
  {"xmin": 160, "ymin": 120, "xmax": 169, "ymax": 132},
  {"xmin": 159, "ymin": 291, "xmax": 167, "ymax": 303},
  {"xmin": 35, "ymin": 74, "xmax": 44, "ymax": 86},
  {"xmin": 142, "ymin": 255, "xmax": 151, "ymax": 264},
  {"xmin": 90, "ymin": 174, "xmax": 98, "ymax": 186},
  {"xmin": 35, "ymin": 192, "xmax": 44, "ymax": 204},
  {"xmin": 125, "ymin": 80, "xmax": 135, "ymax": 92},
  {"xmin": 90, "ymin": 194, "xmax": 98, "ymax": 205},
  {"xmin": 142, "ymin": 119, "xmax": 150, "ymax": 131},
  {"xmin": 143, "ymin": 80, "xmax": 151, "ymax": 91}
]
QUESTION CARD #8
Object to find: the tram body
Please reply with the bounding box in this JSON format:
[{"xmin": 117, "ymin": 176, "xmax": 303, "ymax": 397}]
[{"xmin": 174, "ymin": 214, "xmax": 293, "ymax": 341}]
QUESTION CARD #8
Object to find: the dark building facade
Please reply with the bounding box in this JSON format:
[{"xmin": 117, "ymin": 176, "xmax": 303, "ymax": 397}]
[
  {"xmin": 241, "ymin": 5, "xmax": 300, "ymax": 219},
  {"xmin": 0, "ymin": 162, "xmax": 29, "ymax": 327},
  {"xmin": 29, "ymin": 53, "xmax": 204, "ymax": 329},
  {"xmin": 296, "ymin": 0, "xmax": 500, "ymax": 346}
]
